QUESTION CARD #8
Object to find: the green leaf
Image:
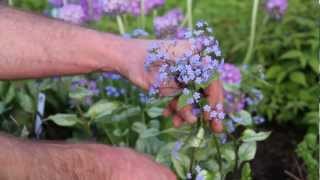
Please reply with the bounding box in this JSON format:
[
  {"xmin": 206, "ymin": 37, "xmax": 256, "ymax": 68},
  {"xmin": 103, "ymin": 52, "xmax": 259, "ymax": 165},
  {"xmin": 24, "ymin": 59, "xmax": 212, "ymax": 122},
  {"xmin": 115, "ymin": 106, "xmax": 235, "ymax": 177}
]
[
  {"xmin": 177, "ymin": 93, "xmax": 193, "ymax": 110},
  {"xmin": 147, "ymin": 107, "xmax": 163, "ymax": 118},
  {"xmin": 69, "ymin": 87, "xmax": 93, "ymax": 100},
  {"xmin": 289, "ymin": 71, "xmax": 307, "ymax": 86},
  {"xmin": 238, "ymin": 142, "xmax": 257, "ymax": 163},
  {"xmin": 132, "ymin": 122, "xmax": 147, "ymax": 134},
  {"xmin": 241, "ymin": 129, "xmax": 271, "ymax": 142},
  {"xmin": 231, "ymin": 110, "xmax": 252, "ymax": 126},
  {"xmin": 0, "ymin": 102, "xmax": 6, "ymax": 114},
  {"xmin": 308, "ymin": 57, "xmax": 319, "ymax": 73},
  {"xmin": 156, "ymin": 142, "xmax": 175, "ymax": 166},
  {"xmin": 0, "ymin": 81, "xmax": 8, "ymax": 97},
  {"xmin": 172, "ymin": 153, "xmax": 190, "ymax": 179},
  {"xmin": 4, "ymin": 84, "xmax": 15, "ymax": 104},
  {"xmin": 85, "ymin": 100, "xmax": 120, "ymax": 119},
  {"xmin": 241, "ymin": 162, "xmax": 252, "ymax": 180},
  {"xmin": 47, "ymin": 114, "xmax": 79, "ymax": 127},
  {"xmin": 108, "ymin": 106, "xmax": 141, "ymax": 123},
  {"xmin": 17, "ymin": 91, "xmax": 34, "ymax": 113},
  {"xmin": 280, "ymin": 50, "xmax": 303, "ymax": 60},
  {"xmin": 140, "ymin": 128, "xmax": 160, "ymax": 138},
  {"xmin": 189, "ymin": 128, "xmax": 205, "ymax": 147},
  {"xmin": 266, "ymin": 66, "xmax": 282, "ymax": 79},
  {"xmin": 223, "ymin": 83, "xmax": 240, "ymax": 92}
]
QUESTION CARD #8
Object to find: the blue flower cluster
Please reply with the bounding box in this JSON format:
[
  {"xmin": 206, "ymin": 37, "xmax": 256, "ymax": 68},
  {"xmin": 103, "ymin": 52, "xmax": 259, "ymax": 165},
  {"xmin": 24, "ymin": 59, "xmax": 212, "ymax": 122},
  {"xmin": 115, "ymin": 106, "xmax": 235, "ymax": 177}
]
[
  {"xmin": 70, "ymin": 78, "xmax": 100, "ymax": 106},
  {"xmin": 105, "ymin": 86, "xmax": 126, "ymax": 97},
  {"xmin": 145, "ymin": 21, "xmax": 224, "ymax": 97}
]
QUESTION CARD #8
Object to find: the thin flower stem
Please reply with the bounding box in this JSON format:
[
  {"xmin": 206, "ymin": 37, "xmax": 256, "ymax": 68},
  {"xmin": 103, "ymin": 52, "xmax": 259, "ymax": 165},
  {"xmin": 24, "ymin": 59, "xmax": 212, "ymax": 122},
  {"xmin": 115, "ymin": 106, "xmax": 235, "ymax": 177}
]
[
  {"xmin": 243, "ymin": 0, "xmax": 260, "ymax": 65},
  {"xmin": 187, "ymin": 0, "xmax": 193, "ymax": 30},
  {"xmin": 116, "ymin": 15, "xmax": 125, "ymax": 35},
  {"xmin": 228, "ymin": 133, "xmax": 239, "ymax": 179},
  {"xmin": 189, "ymin": 113, "xmax": 203, "ymax": 174},
  {"xmin": 152, "ymin": 10, "xmax": 158, "ymax": 19},
  {"xmin": 140, "ymin": 0, "xmax": 146, "ymax": 29},
  {"xmin": 105, "ymin": 128, "xmax": 115, "ymax": 145},
  {"xmin": 213, "ymin": 134, "xmax": 223, "ymax": 180},
  {"xmin": 8, "ymin": 0, "xmax": 13, "ymax": 6}
]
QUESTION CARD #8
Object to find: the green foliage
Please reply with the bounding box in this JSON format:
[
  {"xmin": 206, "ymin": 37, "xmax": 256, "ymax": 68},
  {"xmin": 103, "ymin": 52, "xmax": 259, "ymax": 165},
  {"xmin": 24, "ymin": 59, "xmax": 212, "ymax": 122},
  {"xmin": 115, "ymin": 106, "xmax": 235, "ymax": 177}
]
[
  {"xmin": 296, "ymin": 127, "xmax": 319, "ymax": 180},
  {"xmin": 253, "ymin": 0, "xmax": 319, "ymax": 123}
]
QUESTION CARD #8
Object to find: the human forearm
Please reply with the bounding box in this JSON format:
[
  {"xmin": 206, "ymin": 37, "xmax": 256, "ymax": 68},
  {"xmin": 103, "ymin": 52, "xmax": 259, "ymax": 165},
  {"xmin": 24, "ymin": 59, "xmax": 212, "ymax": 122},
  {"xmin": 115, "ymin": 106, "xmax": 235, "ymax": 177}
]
[
  {"xmin": 0, "ymin": 5, "xmax": 135, "ymax": 80},
  {"xmin": 0, "ymin": 134, "xmax": 114, "ymax": 180}
]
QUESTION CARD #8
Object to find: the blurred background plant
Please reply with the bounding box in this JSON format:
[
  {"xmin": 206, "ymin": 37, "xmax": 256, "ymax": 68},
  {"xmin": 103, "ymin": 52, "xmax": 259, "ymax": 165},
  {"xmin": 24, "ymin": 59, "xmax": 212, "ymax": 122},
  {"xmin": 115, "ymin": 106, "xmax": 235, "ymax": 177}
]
[{"xmin": 0, "ymin": 0, "xmax": 318, "ymax": 179}]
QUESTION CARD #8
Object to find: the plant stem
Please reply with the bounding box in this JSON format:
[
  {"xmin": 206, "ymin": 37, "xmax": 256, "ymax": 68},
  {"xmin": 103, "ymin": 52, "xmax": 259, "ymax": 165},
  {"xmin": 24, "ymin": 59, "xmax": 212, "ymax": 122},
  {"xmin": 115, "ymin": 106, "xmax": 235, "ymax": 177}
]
[
  {"xmin": 140, "ymin": 0, "xmax": 146, "ymax": 29},
  {"xmin": 187, "ymin": 0, "xmax": 193, "ymax": 30},
  {"xmin": 189, "ymin": 113, "xmax": 203, "ymax": 174},
  {"xmin": 213, "ymin": 134, "xmax": 223, "ymax": 180},
  {"xmin": 116, "ymin": 15, "xmax": 125, "ymax": 35},
  {"xmin": 8, "ymin": 0, "xmax": 13, "ymax": 6},
  {"xmin": 243, "ymin": 0, "xmax": 260, "ymax": 65},
  {"xmin": 229, "ymin": 134, "xmax": 239, "ymax": 179},
  {"xmin": 105, "ymin": 128, "xmax": 114, "ymax": 145}
]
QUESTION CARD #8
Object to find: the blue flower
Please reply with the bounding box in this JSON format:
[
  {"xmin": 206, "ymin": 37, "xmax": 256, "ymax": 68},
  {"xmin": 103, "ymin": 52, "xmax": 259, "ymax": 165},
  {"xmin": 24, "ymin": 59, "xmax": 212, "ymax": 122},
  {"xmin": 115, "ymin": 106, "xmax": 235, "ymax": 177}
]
[
  {"xmin": 203, "ymin": 105, "xmax": 211, "ymax": 112},
  {"xmin": 195, "ymin": 165, "xmax": 202, "ymax": 173},
  {"xmin": 186, "ymin": 172, "xmax": 192, "ymax": 179},
  {"xmin": 171, "ymin": 141, "xmax": 183, "ymax": 160},
  {"xmin": 216, "ymin": 103, "xmax": 223, "ymax": 111},
  {"xmin": 218, "ymin": 112, "xmax": 225, "ymax": 120},
  {"xmin": 183, "ymin": 88, "xmax": 190, "ymax": 95},
  {"xmin": 193, "ymin": 92, "xmax": 201, "ymax": 102},
  {"xmin": 187, "ymin": 98, "xmax": 194, "ymax": 105},
  {"xmin": 210, "ymin": 111, "xmax": 218, "ymax": 118}
]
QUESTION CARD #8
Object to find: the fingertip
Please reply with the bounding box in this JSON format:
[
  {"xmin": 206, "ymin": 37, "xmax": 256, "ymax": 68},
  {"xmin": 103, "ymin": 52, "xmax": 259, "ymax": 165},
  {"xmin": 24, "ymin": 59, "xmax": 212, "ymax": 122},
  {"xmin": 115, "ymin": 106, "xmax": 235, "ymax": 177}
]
[
  {"xmin": 172, "ymin": 115, "xmax": 183, "ymax": 128},
  {"xmin": 163, "ymin": 108, "xmax": 172, "ymax": 117},
  {"xmin": 179, "ymin": 105, "xmax": 197, "ymax": 124}
]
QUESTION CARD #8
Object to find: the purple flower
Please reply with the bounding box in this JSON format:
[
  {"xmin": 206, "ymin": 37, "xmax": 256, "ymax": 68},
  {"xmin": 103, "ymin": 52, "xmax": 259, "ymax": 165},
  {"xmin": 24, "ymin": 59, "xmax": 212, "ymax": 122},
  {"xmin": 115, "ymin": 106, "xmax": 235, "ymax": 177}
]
[
  {"xmin": 145, "ymin": 21, "xmax": 223, "ymax": 98},
  {"xmin": 203, "ymin": 105, "xmax": 211, "ymax": 112},
  {"xmin": 127, "ymin": 0, "xmax": 165, "ymax": 16},
  {"xmin": 186, "ymin": 172, "xmax": 192, "ymax": 179},
  {"xmin": 102, "ymin": 0, "xmax": 129, "ymax": 15},
  {"xmin": 48, "ymin": 0, "xmax": 63, "ymax": 7},
  {"xmin": 220, "ymin": 63, "xmax": 241, "ymax": 84},
  {"xmin": 102, "ymin": 72, "xmax": 122, "ymax": 80},
  {"xmin": 253, "ymin": 116, "xmax": 266, "ymax": 124},
  {"xmin": 54, "ymin": 4, "xmax": 85, "ymax": 24},
  {"xmin": 265, "ymin": 0, "xmax": 288, "ymax": 18},
  {"xmin": 218, "ymin": 112, "xmax": 225, "ymax": 120},
  {"xmin": 210, "ymin": 111, "xmax": 218, "ymax": 119},
  {"xmin": 80, "ymin": 0, "xmax": 104, "ymax": 21},
  {"xmin": 182, "ymin": 88, "xmax": 190, "ymax": 95},
  {"xmin": 195, "ymin": 165, "xmax": 202, "ymax": 173},
  {"xmin": 139, "ymin": 93, "xmax": 149, "ymax": 103},
  {"xmin": 171, "ymin": 141, "xmax": 183, "ymax": 160},
  {"xmin": 225, "ymin": 120, "xmax": 235, "ymax": 133},
  {"xmin": 105, "ymin": 86, "xmax": 121, "ymax": 97},
  {"xmin": 187, "ymin": 98, "xmax": 194, "ymax": 105},
  {"xmin": 216, "ymin": 103, "xmax": 223, "ymax": 111},
  {"xmin": 218, "ymin": 133, "xmax": 227, "ymax": 144},
  {"xmin": 193, "ymin": 92, "xmax": 201, "ymax": 102},
  {"xmin": 154, "ymin": 9, "xmax": 184, "ymax": 39}
]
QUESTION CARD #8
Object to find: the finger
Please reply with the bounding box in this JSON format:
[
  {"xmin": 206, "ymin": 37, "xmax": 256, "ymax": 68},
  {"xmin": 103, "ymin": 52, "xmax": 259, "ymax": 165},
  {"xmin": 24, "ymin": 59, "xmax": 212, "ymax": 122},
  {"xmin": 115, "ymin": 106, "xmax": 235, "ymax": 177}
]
[
  {"xmin": 210, "ymin": 119, "xmax": 224, "ymax": 133},
  {"xmin": 205, "ymin": 80, "xmax": 224, "ymax": 107},
  {"xmin": 159, "ymin": 80, "xmax": 181, "ymax": 97},
  {"xmin": 178, "ymin": 105, "xmax": 197, "ymax": 124},
  {"xmin": 169, "ymin": 98, "xmax": 178, "ymax": 111},
  {"xmin": 163, "ymin": 106, "xmax": 172, "ymax": 117},
  {"xmin": 172, "ymin": 115, "xmax": 183, "ymax": 128}
]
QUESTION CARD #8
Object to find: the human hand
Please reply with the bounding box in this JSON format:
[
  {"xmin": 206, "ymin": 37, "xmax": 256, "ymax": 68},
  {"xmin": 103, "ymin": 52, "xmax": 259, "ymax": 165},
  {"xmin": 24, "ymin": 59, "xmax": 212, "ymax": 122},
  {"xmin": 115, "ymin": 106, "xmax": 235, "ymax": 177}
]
[
  {"xmin": 121, "ymin": 39, "xmax": 224, "ymax": 131},
  {"xmin": 0, "ymin": 133, "xmax": 176, "ymax": 180}
]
